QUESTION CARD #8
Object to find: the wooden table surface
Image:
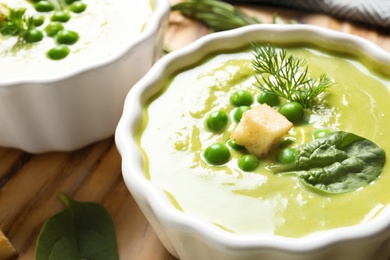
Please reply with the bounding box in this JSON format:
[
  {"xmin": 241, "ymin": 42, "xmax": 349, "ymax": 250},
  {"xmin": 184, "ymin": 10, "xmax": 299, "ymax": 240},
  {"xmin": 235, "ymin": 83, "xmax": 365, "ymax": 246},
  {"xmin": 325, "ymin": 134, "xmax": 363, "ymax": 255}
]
[{"xmin": 1, "ymin": 1, "xmax": 390, "ymax": 259}]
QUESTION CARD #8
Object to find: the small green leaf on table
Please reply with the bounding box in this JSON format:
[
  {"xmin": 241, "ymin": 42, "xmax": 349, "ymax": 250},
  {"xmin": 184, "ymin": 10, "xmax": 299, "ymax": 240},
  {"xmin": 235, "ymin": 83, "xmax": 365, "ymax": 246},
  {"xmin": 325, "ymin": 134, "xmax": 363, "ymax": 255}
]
[{"xmin": 35, "ymin": 193, "xmax": 119, "ymax": 260}]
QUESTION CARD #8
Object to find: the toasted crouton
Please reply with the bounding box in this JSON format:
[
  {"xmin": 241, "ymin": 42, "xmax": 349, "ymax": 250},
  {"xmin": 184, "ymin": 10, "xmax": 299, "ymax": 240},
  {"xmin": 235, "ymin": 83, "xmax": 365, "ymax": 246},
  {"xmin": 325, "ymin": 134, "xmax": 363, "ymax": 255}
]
[
  {"xmin": 0, "ymin": 231, "xmax": 17, "ymax": 260},
  {"xmin": 231, "ymin": 104, "xmax": 292, "ymax": 157}
]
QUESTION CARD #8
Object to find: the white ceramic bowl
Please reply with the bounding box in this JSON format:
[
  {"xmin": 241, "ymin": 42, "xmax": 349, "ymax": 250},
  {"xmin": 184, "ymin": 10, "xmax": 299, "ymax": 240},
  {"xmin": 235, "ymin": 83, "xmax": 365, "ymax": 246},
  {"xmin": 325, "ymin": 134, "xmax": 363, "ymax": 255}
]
[
  {"xmin": 0, "ymin": 0, "xmax": 170, "ymax": 153},
  {"xmin": 116, "ymin": 24, "xmax": 390, "ymax": 260}
]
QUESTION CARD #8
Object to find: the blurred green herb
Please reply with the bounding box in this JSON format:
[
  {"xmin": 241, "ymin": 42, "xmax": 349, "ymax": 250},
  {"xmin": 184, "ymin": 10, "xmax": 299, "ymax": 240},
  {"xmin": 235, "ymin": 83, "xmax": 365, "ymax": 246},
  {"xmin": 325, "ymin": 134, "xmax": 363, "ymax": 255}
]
[
  {"xmin": 35, "ymin": 193, "xmax": 119, "ymax": 260},
  {"xmin": 171, "ymin": 0, "xmax": 261, "ymax": 32},
  {"xmin": 166, "ymin": 0, "xmax": 292, "ymax": 53},
  {"xmin": 251, "ymin": 43, "xmax": 333, "ymax": 108},
  {"xmin": 0, "ymin": 7, "xmax": 35, "ymax": 37}
]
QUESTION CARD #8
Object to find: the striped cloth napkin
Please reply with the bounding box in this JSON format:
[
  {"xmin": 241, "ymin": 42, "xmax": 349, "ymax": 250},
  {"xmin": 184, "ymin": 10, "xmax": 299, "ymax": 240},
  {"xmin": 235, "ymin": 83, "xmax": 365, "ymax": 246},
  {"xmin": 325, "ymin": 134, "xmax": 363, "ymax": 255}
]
[{"xmin": 225, "ymin": 0, "xmax": 390, "ymax": 29}]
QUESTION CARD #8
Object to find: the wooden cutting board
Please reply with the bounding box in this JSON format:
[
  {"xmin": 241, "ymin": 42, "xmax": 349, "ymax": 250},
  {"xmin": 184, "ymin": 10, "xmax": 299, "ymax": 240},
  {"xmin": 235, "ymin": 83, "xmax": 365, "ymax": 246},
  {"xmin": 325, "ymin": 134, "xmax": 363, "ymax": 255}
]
[{"xmin": 1, "ymin": 1, "xmax": 390, "ymax": 259}]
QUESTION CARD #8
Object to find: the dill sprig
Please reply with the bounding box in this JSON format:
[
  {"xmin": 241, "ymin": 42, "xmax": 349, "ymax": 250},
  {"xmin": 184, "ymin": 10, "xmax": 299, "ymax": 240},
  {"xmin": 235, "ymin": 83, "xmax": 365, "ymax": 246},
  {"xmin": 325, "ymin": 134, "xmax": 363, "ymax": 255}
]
[
  {"xmin": 251, "ymin": 43, "xmax": 333, "ymax": 109},
  {"xmin": 171, "ymin": 0, "xmax": 261, "ymax": 32},
  {"xmin": 0, "ymin": 0, "xmax": 68, "ymax": 38},
  {"xmin": 0, "ymin": 7, "xmax": 35, "ymax": 37},
  {"xmin": 0, "ymin": 0, "xmax": 67, "ymax": 39}
]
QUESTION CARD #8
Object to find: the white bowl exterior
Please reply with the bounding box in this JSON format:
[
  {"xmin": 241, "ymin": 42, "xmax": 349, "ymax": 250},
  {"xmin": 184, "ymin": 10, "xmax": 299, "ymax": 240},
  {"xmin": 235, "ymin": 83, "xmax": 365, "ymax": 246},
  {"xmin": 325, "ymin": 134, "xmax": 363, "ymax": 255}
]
[
  {"xmin": 0, "ymin": 0, "xmax": 170, "ymax": 153},
  {"xmin": 116, "ymin": 24, "xmax": 390, "ymax": 260}
]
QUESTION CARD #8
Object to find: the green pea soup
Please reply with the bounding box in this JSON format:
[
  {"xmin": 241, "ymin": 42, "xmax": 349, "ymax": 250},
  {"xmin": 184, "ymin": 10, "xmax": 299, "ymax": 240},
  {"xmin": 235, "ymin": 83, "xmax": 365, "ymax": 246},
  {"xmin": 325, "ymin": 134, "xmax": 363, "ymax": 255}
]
[{"xmin": 138, "ymin": 45, "xmax": 390, "ymax": 238}]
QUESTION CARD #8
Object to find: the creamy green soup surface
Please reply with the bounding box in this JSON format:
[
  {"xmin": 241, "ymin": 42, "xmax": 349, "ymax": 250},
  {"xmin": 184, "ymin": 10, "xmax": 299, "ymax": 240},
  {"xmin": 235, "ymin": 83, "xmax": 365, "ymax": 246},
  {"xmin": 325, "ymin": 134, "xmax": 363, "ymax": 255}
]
[{"xmin": 139, "ymin": 46, "xmax": 390, "ymax": 238}]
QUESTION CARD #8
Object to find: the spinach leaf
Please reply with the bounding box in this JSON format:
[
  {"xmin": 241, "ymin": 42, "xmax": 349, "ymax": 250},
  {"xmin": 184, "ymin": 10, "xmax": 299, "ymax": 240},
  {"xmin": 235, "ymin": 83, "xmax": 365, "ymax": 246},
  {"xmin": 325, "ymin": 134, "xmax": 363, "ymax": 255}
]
[
  {"xmin": 275, "ymin": 131, "xmax": 386, "ymax": 194},
  {"xmin": 35, "ymin": 193, "xmax": 119, "ymax": 260}
]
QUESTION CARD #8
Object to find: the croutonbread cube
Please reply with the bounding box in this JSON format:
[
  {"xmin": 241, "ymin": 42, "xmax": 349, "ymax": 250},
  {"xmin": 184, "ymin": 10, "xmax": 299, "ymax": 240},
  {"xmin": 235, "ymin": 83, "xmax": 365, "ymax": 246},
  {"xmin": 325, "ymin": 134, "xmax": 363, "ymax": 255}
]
[
  {"xmin": 231, "ymin": 104, "xmax": 293, "ymax": 157},
  {"xmin": 0, "ymin": 231, "xmax": 17, "ymax": 260}
]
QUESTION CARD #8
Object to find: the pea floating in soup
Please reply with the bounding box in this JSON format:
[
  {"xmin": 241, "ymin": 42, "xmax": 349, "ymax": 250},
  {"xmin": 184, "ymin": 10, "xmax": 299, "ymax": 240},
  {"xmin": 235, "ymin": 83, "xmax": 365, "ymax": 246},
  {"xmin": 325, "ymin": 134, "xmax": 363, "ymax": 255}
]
[{"xmin": 139, "ymin": 45, "xmax": 390, "ymax": 238}]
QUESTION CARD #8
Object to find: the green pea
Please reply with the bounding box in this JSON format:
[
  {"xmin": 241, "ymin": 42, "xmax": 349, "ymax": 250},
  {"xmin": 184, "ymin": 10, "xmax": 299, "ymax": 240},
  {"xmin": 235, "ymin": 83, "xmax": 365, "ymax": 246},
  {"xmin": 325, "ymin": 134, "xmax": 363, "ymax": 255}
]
[
  {"xmin": 44, "ymin": 22, "xmax": 64, "ymax": 37},
  {"xmin": 56, "ymin": 30, "xmax": 79, "ymax": 45},
  {"xmin": 206, "ymin": 110, "xmax": 228, "ymax": 132},
  {"xmin": 230, "ymin": 90, "xmax": 253, "ymax": 107},
  {"xmin": 70, "ymin": 2, "xmax": 87, "ymax": 13},
  {"xmin": 33, "ymin": 16, "xmax": 45, "ymax": 27},
  {"xmin": 51, "ymin": 11, "xmax": 71, "ymax": 22},
  {"xmin": 34, "ymin": 1, "xmax": 55, "ymax": 12},
  {"xmin": 278, "ymin": 102, "xmax": 304, "ymax": 123},
  {"xmin": 65, "ymin": 0, "xmax": 79, "ymax": 3},
  {"xmin": 47, "ymin": 45, "xmax": 70, "ymax": 60},
  {"xmin": 204, "ymin": 143, "xmax": 230, "ymax": 165},
  {"xmin": 24, "ymin": 29, "xmax": 44, "ymax": 43},
  {"xmin": 276, "ymin": 147, "xmax": 296, "ymax": 164},
  {"xmin": 233, "ymin": 106, "xmax": 250, "ymax": 122},
  {"xmin": 257, "ymin": 91, "xmax": 280, "ymax": 106},
  {"xmin": 313, "ymin": 129, "xmax": 331, "ymax": 140},
  {"xmin": 226, "ymin": 139, "xmax": 245, "ymax": 151},
  {"xmin": 238, "ymin": 154, "xmax": 259, "ymax": 172}
]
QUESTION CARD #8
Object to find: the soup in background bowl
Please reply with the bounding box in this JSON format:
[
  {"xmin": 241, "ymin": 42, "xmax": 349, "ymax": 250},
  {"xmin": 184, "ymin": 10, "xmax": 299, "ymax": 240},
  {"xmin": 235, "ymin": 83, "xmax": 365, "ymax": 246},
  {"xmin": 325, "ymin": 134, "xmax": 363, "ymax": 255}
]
[
  {"xmin": 116, "ymin": 24, "xmax": 390, "ymax": 260},
  {"xmin": 0, "ymin": 0, "xmax": 170, "ymax": 153}
]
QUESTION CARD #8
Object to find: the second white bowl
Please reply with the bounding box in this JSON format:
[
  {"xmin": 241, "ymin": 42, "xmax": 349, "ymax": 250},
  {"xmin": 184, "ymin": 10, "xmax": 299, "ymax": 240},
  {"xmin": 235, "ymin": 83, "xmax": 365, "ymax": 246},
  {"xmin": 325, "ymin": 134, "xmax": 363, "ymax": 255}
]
[{"xmin": 0, "ymin": 0, "xmax": 170, "ymax": 153}]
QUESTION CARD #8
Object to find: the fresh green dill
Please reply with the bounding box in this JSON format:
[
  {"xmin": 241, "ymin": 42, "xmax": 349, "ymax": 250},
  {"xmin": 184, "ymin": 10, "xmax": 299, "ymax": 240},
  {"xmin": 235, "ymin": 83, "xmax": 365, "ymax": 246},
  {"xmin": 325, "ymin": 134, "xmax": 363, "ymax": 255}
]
[
  {"xmin": 0, "ymin": 0, "xmax": 73, "ymax": 38},
  {"xmin": 0, "ymin": 7, "xmax": 35, "ymax": 37},
  {"xmin": 171, "ymin": 0, "xmax": 261, "ymax": 32},
  {"xmin": 251, "ymin": 43, "xmax": 334, "ymax": 109}
]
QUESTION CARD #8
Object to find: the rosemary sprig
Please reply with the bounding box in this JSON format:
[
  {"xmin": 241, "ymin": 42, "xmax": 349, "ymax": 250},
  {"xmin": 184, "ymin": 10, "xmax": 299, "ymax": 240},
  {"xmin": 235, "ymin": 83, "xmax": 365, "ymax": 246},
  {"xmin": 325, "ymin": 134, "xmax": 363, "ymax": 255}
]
[
  {"xmin": 251, "ymin": 43, "xmax": 333, "ymax": 108},
  {"xmin": 171, "ymin": 0, "xmax": 261, "ymax": 32}
]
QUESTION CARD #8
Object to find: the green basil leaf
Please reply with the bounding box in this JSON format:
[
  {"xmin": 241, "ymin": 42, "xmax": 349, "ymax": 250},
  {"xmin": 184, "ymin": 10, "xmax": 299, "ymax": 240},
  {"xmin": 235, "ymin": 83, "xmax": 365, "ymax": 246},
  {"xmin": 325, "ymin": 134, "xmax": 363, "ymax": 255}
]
[
  {"xmin": 35, "ymin": 193, "xmax": 119, "ymax": 260},
  {"xmin": 275, "ymin": 131, "xmax": 386, "ymax": 194}
]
